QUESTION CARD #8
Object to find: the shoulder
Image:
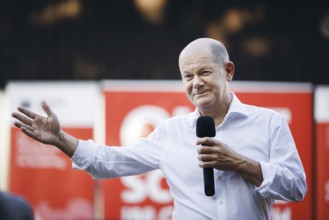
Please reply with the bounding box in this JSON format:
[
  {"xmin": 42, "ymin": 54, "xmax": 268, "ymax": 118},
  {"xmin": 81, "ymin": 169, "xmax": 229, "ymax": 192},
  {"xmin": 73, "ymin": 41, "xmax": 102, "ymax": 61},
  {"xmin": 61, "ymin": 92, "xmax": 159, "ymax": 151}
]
[
  {"xmin": 244, "ymin": 103, "xmax": 282, "ymax": 116},
  {"xmin": 0, "ymin": 192, "xmax": 34, "ymax": 219},
  {"xmin": 243, "ymin": 103, "xmax": 287, "ymax": 124},
  {"xmin": 161, "ymin": 111, "xmax": 194, "ymax": 125},
  {"xmin": 0, "ymin": 192, "xmax": 24, "ymax": 205},
  {"xmin": 152, "ymin": 111, "xmax": 194, "ymax": 132}
]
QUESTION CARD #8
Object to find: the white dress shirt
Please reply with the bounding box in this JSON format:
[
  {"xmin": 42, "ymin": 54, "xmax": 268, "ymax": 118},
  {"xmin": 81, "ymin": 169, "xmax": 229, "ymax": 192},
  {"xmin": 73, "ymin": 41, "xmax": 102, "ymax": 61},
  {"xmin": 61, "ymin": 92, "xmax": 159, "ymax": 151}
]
[{"xmin": 72, "ymin": 92, "xmax": 307, "ymax": 220}]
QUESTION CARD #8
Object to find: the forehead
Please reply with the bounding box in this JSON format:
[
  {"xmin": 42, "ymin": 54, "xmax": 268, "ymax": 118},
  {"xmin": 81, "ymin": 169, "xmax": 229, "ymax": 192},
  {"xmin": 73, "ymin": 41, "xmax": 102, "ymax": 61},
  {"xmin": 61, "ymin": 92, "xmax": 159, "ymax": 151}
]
[{"xmin": 179, "ymin": 49, "xmax": 216, "ymax": 72}]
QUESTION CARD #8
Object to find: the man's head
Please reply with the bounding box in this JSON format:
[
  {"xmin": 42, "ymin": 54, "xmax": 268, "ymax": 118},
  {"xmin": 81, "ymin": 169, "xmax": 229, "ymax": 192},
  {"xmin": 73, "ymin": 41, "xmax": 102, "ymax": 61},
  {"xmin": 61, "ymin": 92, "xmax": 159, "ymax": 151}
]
[
  {"xmin": 178, "ymin": 38, "xmax": 235, "ymax": 113},
  {"xmin": 179, "ymin": 38, "xmax": 230, "ymax": 67}
]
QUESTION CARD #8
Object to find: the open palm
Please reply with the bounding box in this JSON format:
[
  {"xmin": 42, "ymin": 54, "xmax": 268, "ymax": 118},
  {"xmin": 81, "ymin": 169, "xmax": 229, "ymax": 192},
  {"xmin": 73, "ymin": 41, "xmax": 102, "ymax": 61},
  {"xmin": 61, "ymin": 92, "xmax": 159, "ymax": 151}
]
[{"xmin": 12, "ymin": 101, "xmax": 62, "ymax": 146}]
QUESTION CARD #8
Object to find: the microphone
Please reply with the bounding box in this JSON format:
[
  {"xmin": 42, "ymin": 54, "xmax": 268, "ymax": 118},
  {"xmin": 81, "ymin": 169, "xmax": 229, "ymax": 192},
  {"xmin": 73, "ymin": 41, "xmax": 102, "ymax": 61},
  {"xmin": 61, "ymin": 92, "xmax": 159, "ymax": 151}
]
[{"xmin": 196, "ymin": 116, "xmax": 216, "ymax": 196}]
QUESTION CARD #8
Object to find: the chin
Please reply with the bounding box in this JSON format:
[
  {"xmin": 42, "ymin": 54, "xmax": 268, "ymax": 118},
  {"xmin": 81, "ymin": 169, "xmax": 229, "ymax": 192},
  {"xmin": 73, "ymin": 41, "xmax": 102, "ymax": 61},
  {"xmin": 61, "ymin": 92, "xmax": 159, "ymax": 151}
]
[{"xmin": 194, "ymin": 100, "xmax": 211, "ymax": 109}]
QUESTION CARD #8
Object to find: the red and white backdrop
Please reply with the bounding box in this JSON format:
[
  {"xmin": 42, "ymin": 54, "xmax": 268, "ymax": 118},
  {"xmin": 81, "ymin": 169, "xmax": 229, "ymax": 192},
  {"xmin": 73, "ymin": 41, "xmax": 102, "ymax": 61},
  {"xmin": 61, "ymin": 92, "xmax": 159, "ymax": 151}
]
[
  {"xmin": 3, "ymin": 80, "xmax": 314, "ymax": 219},
  {"xmin": 6, "ymin": 81, "xmax": 100, "ymax": 220},
  {"xmin": 102, "ymin": 80, "xmax": 313, "ymax": 220},
  {"xmin": 315, "ymin": 86, "xmax": 329, "ymax": 220}
]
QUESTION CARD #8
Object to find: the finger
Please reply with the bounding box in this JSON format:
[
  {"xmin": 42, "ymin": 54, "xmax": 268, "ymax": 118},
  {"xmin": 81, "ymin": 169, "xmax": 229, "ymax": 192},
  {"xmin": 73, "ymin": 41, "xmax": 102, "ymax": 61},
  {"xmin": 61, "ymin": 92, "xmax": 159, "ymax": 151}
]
[
  {"xmin": 198, "ymin": 154, "xmax": 214, "ymax": 162},
  {"xmin": 199, "ymin": 160, "xmax": 215, "ymax": 168},
  {"xmin": 12, "ymin": 112, "xmax": 34, "ymax": 127},
  {"xmin": 13, "ymin": 120, "xmax": 29, "ymax": 129},
  {"xmin": 196, "ymin": 137, "xmax": 216, "ymax": 146},
  {"xmin": 41, "ymin": 101, "xmax": 54, "ymax": 117},
  {"xmin": 20, "ymin": 126, "xmax": 36, "ymax": 139},
  {"xmin": 197, "ymin": 145, "xmax": 214, "ymax": 154},
  {"xmin": 13, "ymin": 120, "xmax": 34, "ymax": 134},
  {"xmin": 17, "ymin": 106, "xmax": 38, "ymax": 120}
]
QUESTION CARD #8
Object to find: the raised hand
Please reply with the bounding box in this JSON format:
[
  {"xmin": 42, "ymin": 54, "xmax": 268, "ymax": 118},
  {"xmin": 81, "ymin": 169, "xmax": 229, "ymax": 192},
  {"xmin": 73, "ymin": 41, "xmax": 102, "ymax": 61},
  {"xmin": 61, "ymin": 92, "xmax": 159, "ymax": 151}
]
[{"xmin": 11, "ymin": 101, "xmax": 78, "ymax": 157}]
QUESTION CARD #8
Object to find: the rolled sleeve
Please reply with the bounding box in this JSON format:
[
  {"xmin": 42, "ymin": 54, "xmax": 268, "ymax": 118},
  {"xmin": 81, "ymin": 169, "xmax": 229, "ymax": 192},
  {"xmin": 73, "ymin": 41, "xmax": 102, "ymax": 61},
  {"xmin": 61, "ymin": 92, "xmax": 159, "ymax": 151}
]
[
  {"xmin": 255, "ymin": 161, "xmax": 275, "ymax": 198},
  {"xmin": 72, "ymin": 139, "xmax": 97, "ymax": 170},
  {"xmin": 255, "ymin": 160, "xmax": 307, "ymax": 201}
]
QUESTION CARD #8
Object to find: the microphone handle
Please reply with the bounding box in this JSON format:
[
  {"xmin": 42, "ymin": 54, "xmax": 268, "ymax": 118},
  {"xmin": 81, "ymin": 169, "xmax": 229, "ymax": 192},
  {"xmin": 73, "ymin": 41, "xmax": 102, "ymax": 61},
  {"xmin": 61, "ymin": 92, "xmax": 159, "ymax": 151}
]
[{"xmin": 203, "ymin": 167, "xmax": 215, "ymax": 196}]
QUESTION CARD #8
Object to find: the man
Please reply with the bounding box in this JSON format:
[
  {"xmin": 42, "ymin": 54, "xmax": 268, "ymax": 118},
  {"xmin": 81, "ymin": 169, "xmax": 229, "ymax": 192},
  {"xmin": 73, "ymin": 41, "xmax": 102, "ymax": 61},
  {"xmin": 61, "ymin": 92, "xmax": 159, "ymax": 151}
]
[{"xmin": 12, "ymin": 38, "xmax": 307, "ymax": 219}]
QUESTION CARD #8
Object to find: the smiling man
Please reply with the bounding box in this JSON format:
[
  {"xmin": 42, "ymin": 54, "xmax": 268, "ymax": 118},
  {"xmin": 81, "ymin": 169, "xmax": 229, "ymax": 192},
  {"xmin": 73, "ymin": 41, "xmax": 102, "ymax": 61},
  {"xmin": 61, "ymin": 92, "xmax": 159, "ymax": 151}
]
[
  {"xmin": 12, "ymin": 38, "xmax": 307, "ymax": 220},
  {"xmin": 179, "ymin": 38, "xmax": 263, "ymax": 188}
]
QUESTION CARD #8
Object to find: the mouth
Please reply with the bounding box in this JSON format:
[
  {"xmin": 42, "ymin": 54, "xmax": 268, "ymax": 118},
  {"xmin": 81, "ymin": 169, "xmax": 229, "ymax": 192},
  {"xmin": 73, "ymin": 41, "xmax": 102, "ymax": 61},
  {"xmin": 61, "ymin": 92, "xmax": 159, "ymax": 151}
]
[{"xmin": 193, "ymin": 90, "xmax": 208, "ymax": 97}]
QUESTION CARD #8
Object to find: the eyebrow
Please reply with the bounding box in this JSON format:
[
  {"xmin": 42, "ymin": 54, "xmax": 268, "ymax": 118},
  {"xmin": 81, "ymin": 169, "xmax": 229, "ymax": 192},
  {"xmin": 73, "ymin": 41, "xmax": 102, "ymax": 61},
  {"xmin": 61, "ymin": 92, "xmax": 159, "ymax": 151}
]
[{"xmin": 198, "ymin": 65, "xmax": 213, "ymax": 71}]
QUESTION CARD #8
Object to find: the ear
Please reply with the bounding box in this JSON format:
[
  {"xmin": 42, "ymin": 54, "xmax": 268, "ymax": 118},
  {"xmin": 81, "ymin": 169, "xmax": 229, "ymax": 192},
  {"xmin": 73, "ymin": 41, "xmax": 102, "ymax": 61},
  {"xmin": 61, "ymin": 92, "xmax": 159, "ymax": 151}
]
[{"xmin": 225, "ymin": 61, "xmax": 235, "ymax": 82}]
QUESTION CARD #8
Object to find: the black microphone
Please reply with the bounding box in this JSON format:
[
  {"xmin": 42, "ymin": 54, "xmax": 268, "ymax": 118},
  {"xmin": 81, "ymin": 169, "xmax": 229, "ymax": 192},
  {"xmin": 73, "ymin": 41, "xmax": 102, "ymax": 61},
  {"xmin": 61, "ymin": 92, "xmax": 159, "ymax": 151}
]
[{"xmin": 196, "ymin": 116, "xmax": 216, "ymax": 196}]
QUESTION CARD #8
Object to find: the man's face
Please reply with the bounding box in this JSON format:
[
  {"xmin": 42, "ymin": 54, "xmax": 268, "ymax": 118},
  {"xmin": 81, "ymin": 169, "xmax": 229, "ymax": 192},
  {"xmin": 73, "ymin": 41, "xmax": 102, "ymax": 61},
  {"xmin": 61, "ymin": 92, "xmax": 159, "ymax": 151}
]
[{"xmin": 179, "ymin": 50, "xmax": 230, "ymax": 109}]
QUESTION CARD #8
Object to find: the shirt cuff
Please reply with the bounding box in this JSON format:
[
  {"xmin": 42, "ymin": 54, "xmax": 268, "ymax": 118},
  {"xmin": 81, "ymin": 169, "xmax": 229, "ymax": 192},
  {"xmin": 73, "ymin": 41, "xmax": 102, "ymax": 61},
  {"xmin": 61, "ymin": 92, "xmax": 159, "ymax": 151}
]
[
  {"xmin": 71, "ymin": 139, "xmax": 97, "ymax": 170},
  {"xmin": 255, "ymin": 161, "xmax": 275, "ymax": 197}
]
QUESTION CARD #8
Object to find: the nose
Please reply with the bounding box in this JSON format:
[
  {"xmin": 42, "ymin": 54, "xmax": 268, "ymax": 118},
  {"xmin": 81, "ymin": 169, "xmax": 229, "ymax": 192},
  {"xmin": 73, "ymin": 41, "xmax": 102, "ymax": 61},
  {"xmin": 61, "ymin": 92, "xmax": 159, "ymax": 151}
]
[{"xmin": 193, "ymin": 75, "xmax": 203, "ymax": 88}]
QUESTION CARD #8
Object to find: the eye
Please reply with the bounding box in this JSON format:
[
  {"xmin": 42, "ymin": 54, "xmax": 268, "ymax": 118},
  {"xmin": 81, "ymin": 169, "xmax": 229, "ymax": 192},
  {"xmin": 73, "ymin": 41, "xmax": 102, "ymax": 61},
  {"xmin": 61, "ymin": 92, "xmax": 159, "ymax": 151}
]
[
  {"xmin": 201, "ymin": 71, "xmax": 211, "ymax": 76},
  {"xmin": 184, "ymin": 74, "xmax": 193, "ymax": 81}
]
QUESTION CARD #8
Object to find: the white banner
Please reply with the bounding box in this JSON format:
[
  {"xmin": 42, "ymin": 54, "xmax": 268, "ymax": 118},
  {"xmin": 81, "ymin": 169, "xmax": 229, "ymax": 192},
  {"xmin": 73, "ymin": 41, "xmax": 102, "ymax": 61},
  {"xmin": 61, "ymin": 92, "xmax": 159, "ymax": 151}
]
[
  {"xmin": 6, "ymin": 81, "xmax": 100, "ymax": 127},
  {"xmin": 315, "ymin": 86, "xmax": 329, "ymax": 123}
]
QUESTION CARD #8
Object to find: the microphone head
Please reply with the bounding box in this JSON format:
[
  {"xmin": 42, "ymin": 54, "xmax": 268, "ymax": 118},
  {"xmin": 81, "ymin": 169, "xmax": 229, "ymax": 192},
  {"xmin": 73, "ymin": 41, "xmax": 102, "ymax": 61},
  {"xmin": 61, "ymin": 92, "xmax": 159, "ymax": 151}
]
[{"xmin": 196, "ymin": 116, "xmax": 216, "ymax": 137}]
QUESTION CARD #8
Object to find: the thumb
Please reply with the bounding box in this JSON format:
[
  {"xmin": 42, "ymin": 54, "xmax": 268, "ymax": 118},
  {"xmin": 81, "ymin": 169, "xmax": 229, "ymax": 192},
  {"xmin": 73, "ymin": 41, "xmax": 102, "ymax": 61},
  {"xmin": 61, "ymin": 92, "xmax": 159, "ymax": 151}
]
[{"xmin": 41, "ymin": 101, "xmax": 54, "ymax": 117}]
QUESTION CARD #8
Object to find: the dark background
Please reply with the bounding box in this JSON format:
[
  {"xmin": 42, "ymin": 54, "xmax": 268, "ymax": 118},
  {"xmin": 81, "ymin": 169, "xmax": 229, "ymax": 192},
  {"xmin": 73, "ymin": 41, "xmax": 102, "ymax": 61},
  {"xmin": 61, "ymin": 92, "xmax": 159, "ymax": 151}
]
[{"xmin": 1, "ymin": 0, "xmax": 329, "ymax": 88}]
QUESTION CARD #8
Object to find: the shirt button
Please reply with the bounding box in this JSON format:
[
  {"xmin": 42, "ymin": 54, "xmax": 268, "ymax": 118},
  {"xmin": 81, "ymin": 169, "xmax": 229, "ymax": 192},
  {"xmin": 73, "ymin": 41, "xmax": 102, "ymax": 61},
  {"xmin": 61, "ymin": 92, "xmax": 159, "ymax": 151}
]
[
  {"xmin": 219, "ymin": 200, "xmax": 224, "ymax": 204},
  {"xmin": 218, "ymin": 176, "xmax": 222, "ymax": 180}
]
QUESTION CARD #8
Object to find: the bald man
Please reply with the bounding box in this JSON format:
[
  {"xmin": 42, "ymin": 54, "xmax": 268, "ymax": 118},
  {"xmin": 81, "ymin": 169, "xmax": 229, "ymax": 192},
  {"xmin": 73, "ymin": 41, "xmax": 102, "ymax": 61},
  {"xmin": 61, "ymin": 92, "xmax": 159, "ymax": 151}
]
[{"xmin": 12, "ymin": 38, "xmax": 307, "ymax": 220}]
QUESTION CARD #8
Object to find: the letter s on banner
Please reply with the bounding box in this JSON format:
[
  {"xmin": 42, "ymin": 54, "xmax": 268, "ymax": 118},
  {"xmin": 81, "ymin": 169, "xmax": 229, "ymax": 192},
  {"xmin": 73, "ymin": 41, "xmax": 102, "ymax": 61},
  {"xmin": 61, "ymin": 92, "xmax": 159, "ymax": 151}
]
[
  {"xmin": 121, "ymin": 170, "xmax": 173, "ymax": 204},
  {"xmin": 146, "ymin": 170, "xmax": 173, "ymax": 203},
  {"xmin": 120, "ymin": 176, "xmax": 146, "ymax": 203}
]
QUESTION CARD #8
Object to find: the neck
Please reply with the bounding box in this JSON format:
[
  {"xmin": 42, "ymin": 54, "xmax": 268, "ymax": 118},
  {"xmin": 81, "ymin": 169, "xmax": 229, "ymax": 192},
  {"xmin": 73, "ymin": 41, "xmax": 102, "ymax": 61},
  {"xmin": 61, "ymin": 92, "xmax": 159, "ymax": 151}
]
[{"xmin": 199, "ymin": 93, "xmax": 232, "ymax": 126}]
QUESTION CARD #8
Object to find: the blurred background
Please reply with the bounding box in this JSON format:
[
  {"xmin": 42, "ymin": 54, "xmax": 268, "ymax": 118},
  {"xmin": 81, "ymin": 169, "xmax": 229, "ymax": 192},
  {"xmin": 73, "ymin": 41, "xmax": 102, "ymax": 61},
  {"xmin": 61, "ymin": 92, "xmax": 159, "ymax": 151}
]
[
  {"xmin": 1, "ymin": 1, "xmax": 329, "ymax": 219},
  {"xmin": 1, "ymin": 0, "xmax": 329, "ymax": 88}
]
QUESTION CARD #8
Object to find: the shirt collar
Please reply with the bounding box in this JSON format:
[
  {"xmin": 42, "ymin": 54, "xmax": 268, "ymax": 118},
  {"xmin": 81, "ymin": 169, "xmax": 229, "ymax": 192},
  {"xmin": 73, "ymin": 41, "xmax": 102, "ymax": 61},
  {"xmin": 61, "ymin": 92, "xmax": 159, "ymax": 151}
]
[{"xmin": 188, "ymin": 92, "xmax": 249, "ymax": 127}]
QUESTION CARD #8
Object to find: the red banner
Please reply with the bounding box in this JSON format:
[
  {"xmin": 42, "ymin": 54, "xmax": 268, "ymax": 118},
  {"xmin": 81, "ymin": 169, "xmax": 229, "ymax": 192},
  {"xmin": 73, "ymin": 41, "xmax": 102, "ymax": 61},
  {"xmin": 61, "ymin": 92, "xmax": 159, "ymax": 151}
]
[
  {"xmin": 315, "ymin": 86, "xmax": 329, "ymax": 220},
  {"xmin": 9, "ymin": 128, "xmax": 94, "ymax": 219}
]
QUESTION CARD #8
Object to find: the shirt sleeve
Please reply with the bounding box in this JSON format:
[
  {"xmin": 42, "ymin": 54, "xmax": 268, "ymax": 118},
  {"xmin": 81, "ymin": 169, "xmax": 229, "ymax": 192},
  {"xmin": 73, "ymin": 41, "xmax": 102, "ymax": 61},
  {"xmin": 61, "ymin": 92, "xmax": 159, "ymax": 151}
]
[
  {"xmin": 255, "ymin": 115, "xmax": 307, "ymax": 202},
  {"xmin": 71, "ymin": 122, "xmax": 169, "ymax": 179}
]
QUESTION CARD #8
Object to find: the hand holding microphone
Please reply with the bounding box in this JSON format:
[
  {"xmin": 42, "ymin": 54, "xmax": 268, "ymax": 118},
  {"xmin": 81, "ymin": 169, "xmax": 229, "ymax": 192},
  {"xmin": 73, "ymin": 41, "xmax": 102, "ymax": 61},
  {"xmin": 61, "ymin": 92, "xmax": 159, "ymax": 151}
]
[{"xmin": 196, "ymin": 116, "xmax": 259, "ymax": 194}]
